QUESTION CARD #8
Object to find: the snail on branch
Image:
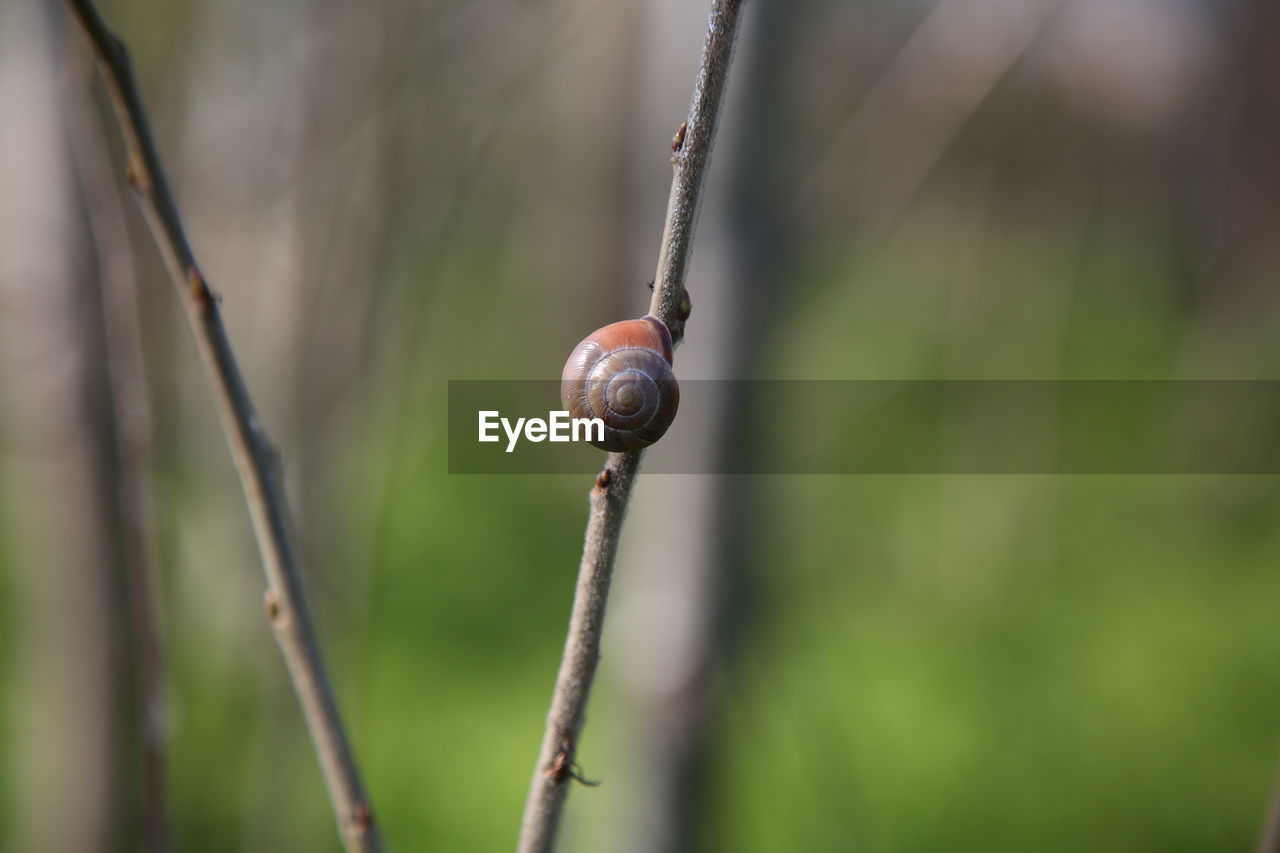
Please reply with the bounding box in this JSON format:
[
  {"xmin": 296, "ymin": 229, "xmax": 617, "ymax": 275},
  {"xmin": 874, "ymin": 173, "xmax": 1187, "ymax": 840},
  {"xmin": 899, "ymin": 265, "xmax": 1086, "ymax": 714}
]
[{"xmin": 560, "ymin": 315, "xmax": 680, "ymax": 452}]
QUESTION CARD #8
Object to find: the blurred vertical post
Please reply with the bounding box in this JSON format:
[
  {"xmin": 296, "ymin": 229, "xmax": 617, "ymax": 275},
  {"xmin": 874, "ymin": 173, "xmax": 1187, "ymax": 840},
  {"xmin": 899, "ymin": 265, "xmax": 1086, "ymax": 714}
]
[
  {"xmin": 0, "ymin": 1, "xmax": 126, "ymax": 850},
  {"xmin": 67, "ymin": 49, "xmax": 172, "ymax": 853}
]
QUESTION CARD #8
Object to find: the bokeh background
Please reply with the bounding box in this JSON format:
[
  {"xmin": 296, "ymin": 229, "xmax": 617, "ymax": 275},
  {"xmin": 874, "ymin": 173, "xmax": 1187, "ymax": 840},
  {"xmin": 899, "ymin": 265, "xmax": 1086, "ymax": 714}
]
[{"xmin": 3, "ymin": 0, "xmax": 1280, "ymax": 850}]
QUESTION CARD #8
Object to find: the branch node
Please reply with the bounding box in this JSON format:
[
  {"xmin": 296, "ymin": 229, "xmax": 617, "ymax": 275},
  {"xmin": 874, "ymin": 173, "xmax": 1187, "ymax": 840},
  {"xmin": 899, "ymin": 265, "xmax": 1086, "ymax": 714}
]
[
  {"xmin": 185, "ymin": 266, "xmax": 212, "ymax": 308},
  {"xmin": 350, "ymin": 802, "xmax": 373, "ymax": 833},
  {"xmin": 263, "ymin": 589, "xmax": 284, "ymax": 625},
  {"xmin": 669, "ymin": 288, "xmax": 692, "ymax": 343},
  {"xmin": 124, "ymin": 154, "xmax": 149, "ymax": 191},
  {"xmin": 677, "ymin": 289, "xmax": 692, "ymax": 323},
  {"xmin": 671, "ymin": 120, "xmax": 688, "ymax": 154},
  {"xmin": 594, "ymin": 468, "xmax": 612, "ymax": 491},
  {"xmin": 543, "ymin": 736, "xmax": 601, "ymax": 787}
]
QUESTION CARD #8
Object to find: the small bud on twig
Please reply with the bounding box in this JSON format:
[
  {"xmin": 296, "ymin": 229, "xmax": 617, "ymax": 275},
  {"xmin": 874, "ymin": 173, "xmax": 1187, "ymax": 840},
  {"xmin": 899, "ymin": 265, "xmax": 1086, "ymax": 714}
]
[{"xmin": 671, "ymin": 120, "xmax": 688, "ymax": 153}]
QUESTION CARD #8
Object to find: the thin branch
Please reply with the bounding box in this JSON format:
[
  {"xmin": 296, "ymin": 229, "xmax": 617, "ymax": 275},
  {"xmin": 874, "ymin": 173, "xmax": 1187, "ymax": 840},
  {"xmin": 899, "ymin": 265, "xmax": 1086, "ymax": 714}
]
[
  {"xmin": 647, "ymin": 2, "xmax": 745, "ymax": 339},
  {"xmin": 518, "ymin": 2, "xmax": 746, "ymax": 850},
  {"xmin": 62, "ymin": 2, "xmax": 382, "ymax": 850}
]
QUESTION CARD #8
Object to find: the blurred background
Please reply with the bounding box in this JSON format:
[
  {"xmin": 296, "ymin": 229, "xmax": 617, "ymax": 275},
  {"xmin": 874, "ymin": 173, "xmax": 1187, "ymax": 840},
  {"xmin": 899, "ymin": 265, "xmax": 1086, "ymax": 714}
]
[{"xmin": 3, "ymin": 0, "xmax": 1280, "ymax": 850}]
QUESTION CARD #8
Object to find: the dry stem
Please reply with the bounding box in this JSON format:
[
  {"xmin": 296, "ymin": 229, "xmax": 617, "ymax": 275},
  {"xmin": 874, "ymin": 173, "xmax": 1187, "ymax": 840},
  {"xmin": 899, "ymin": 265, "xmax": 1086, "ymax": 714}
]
[
  {"xmin": 63, "ymin": 2, "xmax": 381, "ymax": 850},
  {"xmin": 517, "ymin": 2, "xmax": 746, "ymax": 850}
]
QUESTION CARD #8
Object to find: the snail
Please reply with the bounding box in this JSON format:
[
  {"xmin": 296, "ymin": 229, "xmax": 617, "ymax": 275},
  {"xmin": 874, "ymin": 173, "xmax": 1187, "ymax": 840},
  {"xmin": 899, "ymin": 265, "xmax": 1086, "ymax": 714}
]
[{"xmin": 561, "ymin": 315, "xmax": 680, "ymax": 452}]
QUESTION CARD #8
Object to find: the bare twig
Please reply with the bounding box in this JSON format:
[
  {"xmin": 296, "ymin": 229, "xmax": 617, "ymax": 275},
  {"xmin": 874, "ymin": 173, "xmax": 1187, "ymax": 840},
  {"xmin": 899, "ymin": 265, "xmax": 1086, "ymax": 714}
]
[
  {"xmin": 63, "ymin": 2, "xmax": 382, "ymax": 850},
  {"xmin": 518, "ymin": 2, "xmax": 746, "ymax": 850},
  {"xmin": 648, "ymin": 1, "xmax": 746, "ymax": 341}
]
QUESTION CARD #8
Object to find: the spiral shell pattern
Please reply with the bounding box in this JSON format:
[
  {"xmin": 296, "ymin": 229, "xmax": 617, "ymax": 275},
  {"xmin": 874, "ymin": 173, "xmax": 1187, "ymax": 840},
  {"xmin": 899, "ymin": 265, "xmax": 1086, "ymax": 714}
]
[{"xmin": 561, "ymin": 316, "xmax": 680, "ymax": 452}]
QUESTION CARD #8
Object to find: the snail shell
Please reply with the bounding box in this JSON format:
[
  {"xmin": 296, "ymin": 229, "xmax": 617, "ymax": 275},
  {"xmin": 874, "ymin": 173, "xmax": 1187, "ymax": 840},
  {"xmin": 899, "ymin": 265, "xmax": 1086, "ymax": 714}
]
[{"xmin": 561, "ymin": 315, "xmax": 680, "ymax": 452}]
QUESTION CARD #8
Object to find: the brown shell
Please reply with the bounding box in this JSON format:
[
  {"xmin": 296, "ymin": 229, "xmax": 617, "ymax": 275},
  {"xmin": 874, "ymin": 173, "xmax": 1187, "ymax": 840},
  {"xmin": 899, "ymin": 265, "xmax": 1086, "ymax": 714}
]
[{"xmin": 560, "ymin": 316, "xmax": 680, "ymax": 452}]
